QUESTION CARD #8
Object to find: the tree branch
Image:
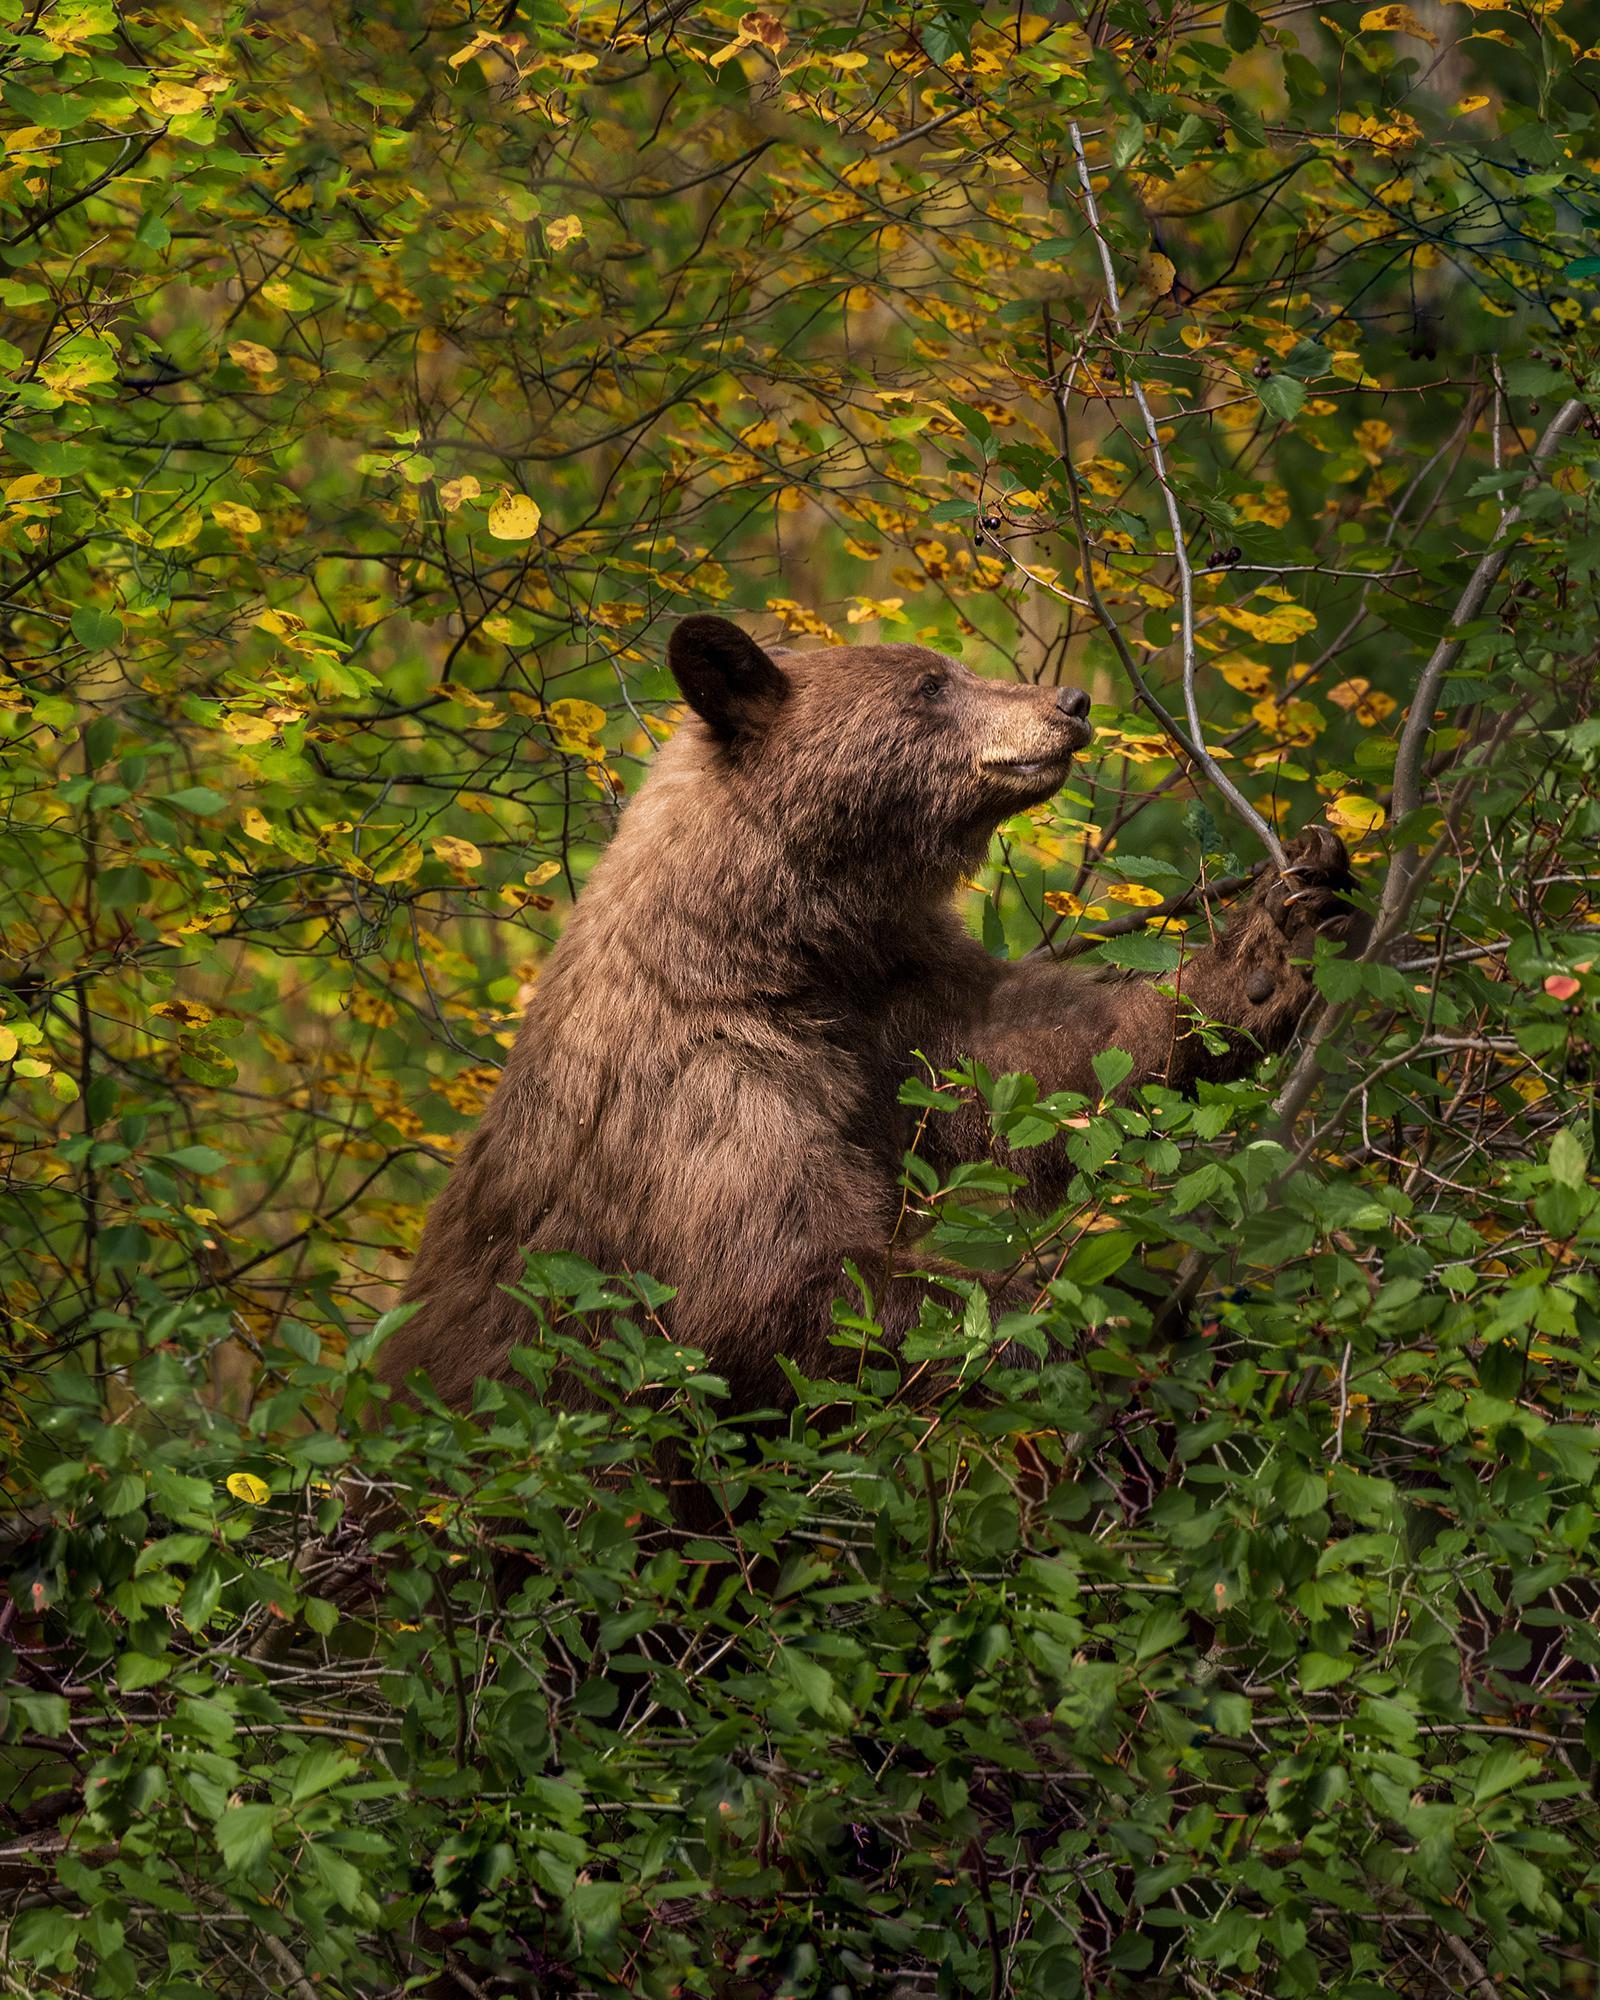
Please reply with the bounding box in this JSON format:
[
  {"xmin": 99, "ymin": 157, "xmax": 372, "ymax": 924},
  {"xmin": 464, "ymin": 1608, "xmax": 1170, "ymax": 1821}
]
[{"xmin": 1068, "ymin": 121, "xmax": 1288, "ymax": 869}]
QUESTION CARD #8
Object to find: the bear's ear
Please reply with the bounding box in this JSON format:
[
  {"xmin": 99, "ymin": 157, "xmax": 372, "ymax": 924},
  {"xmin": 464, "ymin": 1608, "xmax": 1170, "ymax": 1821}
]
[{"xmin": 668, "ymin": 616, "xmax": 789, "ymax": 742}]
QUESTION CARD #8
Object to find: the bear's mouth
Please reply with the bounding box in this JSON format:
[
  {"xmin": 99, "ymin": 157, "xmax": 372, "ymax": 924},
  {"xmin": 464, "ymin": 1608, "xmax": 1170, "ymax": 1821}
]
[{"xmin": 982, "ymin": 751, "xmax": 1080, "ymax": 780}]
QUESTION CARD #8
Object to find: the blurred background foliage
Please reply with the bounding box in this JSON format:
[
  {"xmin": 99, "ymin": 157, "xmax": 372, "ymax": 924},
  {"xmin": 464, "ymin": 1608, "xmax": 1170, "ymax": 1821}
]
[{"xmin": 5, "ymin": 0, "xmax": 1600, "ymax": 1992}]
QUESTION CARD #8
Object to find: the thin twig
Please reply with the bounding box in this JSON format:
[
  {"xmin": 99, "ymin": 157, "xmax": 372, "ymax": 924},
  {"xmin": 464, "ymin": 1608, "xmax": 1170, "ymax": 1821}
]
[
  {"xmin": 1273, "ymin": 393, "xmax": 1584, "ymax": 1139},
  {"xmin": 1067, "ymin": 122, "xmax": 1288, "ymax": 868},
  {"xmin": 1380, "ymin": 395, "xmax": 1585, "ymax": 938}
]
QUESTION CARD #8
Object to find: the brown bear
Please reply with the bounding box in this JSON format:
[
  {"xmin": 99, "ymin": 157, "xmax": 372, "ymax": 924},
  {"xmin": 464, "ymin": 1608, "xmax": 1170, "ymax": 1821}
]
[{"xmin": 378, "ymin": 616, "xmax": 1354, "ymax": 1418}]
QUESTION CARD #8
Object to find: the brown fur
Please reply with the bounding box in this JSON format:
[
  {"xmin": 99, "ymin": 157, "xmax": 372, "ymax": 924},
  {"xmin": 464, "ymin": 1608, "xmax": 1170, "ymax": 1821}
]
[{"xmin": 379, "ymin": 618, "xmax": 1355, "ymax": 1417}]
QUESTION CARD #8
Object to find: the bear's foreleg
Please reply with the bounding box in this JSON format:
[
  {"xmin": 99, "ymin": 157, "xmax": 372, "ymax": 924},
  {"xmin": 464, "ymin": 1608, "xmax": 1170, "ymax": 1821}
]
[{"xmin": 917, "ymin": 828, "xmax": 1361, "ymax": 1208}]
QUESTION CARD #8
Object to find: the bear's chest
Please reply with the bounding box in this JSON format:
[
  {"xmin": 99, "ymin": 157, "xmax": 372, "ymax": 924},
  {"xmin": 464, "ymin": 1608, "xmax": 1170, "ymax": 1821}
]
[{"xmin": 776, "ymin": 986, "xmax": 937, "ymax": 1173}]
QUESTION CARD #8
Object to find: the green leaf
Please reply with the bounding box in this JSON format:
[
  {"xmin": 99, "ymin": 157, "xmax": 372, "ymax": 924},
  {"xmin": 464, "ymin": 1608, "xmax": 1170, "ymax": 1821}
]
[
  {"xmin": 1548, "ymin": 1126, "xmax": 1589, "ymax": 1189},
  {"xmin": 1169, "ymin": 1161, "xmax": 1228, "ymax": 1215},
  {"xmin": 1277, "ymin": 1463, "xmax": 1327, "ymax": 1518},
  {"xmin": 216, "ymin": 1803, "xmax": 279, "ymax": 1874},
  {"xmin": 163, "ymin": 786, "xmax": 228, "ymax": 815},
  {"xmin": 1299, "ymin": 1651, "xmax": 1353, "ymax": 1691},
  {"xmin": 1255, "ymin": 375, "xmax": 1306, "ymax": 422},
  {"xmin": 1584, "ymin": 1691, "xmax": 1600, "ymax": 1761},
  {"xmin": 1222, "ymin": 0, "xmax": 1261, "ymax": 50},
  {"xmin": 775, "ymin": 1646, "xmax": 849, "ymax": 1722},
  {"xmin": 1471, "ymin": 1746, "xmax": 1541, "ymax": 1805},
  {"xmin": 1111, "ymin": 118, "xmax": 1145, "ymax": 169},
  {"xmin": 1132, "ymin": 1605, "xmax": 1187, "ymax": 1663},
  {"xmin": 2, "ymin": 430, "xmax": 93, "ymax": 475},
  {"xmin": 10, "ymin": 1908, "xmax": 80, "ymax": 1971},
  {"xmin": 118, "ymin": 1650, "xmax": 174, "ymax": 1691},
  {"xmin": 71, "ymin": 606, "xmax": 123, "ymax": 651},
  {"xmin": 161, "ymin": 1145, "xmax": 228, "ymax": 1173},
  {"xmin": 568, "ymin": 1878, "xmax": 623, "ymax": 1949},
  {"xmin": 307, "ymin": 1842, "xmax": 366, "ymax": 1911},
  {"xmin": 289, "ymin": 1746, "xmax": 360, "ymax": 1806},
  {"xmin": 1094, "ymin": 931, "xmax": 1182, "ymax": 973},
  {"xmin": 1062, "ymin": 1229, "xmax": 1135, "ymax": 1287}
]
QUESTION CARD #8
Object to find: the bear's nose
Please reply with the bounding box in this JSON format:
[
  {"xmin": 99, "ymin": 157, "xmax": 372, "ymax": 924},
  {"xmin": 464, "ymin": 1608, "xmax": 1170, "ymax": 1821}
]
[{"xmin": 1056, "ymin": 686, "xmax": 1090, "ymax": 720}]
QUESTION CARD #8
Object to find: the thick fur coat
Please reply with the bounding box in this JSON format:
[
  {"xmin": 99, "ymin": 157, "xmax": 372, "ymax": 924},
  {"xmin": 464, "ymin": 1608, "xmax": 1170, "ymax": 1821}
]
[{"xmin": 379, "ymin": 618, "xmax": 1354, "ymax": 1414}]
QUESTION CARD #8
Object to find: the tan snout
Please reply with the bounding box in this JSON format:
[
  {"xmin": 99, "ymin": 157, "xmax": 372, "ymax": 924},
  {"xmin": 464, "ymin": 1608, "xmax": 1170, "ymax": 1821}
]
[{"xmin": 978, "ymin": 683, "xmax": 1093, "ymax": 773}]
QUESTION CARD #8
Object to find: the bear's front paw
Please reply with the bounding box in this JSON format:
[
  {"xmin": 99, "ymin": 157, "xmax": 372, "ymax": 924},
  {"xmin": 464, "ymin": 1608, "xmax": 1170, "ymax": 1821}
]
[{"xmin": 1258, "ymin": 824, "xmax": 1359, "ymax": 944}]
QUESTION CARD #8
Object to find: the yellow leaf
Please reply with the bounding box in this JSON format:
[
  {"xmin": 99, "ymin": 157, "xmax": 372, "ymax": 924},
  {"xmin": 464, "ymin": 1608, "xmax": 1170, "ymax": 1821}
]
[
  {"xmin": 212, "ymin": 500, "xmax": 261, "ymax": 534},
  {"xmin": 241, "ymin": 808, "xmax": 274, "ymax": 843},
  {"xmin": 828, "ymin": 50, "xmax": 870, "ymax": 68},
  {"xmin": 439, "ymin": 474, "xmax": 481, "ymax": 512},
  {"xmin": 1358, "ymin": 4, "xmax": 1438, "ymax": 43},
  {"xmin": 1452, "ymin": 93, "xmax": 1490, "ymax": 114},
  {"xmin": 1363, "ymin": 110, "xmax": 1422, "ymax": 157},
  {"xmin": 221, "ymin": 713, "xmax": 278, "ymax": 745},
  {"xmin": 226, "ymin": 1472, "xmax": 270, "ymax": 1505},
  {"xmin": 742, "ymin": 10, "xmax": 787, "ymax": 49},
  {"xmin": 1105, "ymin": 883, "xmax": 1165, "ymax": 906},
  {"xmin": 525, "ymin": 860, "xmax": 561, "ymax": 887},
  {"xmin": 1251, "ymin": 696, "xmax": 1324, "ymax": 746},
  {"xmin": 846, "ymin": 595, "xmax": 904, "ymax": 625},
  {"xmin": 151, "ymin": 81, "xmax": 210, "ymax": 115},
  {"xmin": 545, "ymin": 214, "xmax": 584, "ymax": 252},
  {"xmin": 1237, "ymin": 487, "xmax": 1291, "ymax": 528},
  {"xmin": 545, "ymin": 698, "xmax": 606, "ymax": 753},
  {"xmin": 558, "ymin": 51, "xmax": 599, "ymax": 70},
  {"xmin": 448, "ymin": 30, "xmax": 500, "ymax": 68},
  {"xmin": 150, "ymin": 999, "xmax": 213, "ymax": 1026},
  {"xmin": 1325, "ymin": 794, "xmax": 1386, "ymax": 838},
  {"xmin": 5, "ymin": 474, "xmax": 60, "ymax": 503},
  {"xmin": 227, "ymin": 340, "xmax": 277, "ymax": 376},
  {"xmin": 1327, "ymin": 677, "xmax": 1396, "ymax": 724},
  {"xmin": 255, "ymin": 608, "xmax": 306, "ymax": 637},
  {"xmin": 487, "ymin": 491, "xmax": 543, "ymax": 540},
  {"xmin": 5, "ymin": 127, "xmax": 60, "ymax": 153},
  {"xmin": 1140, "ymin": 251, "xmax": 1176, "ymax": 297},
  {"xmin": 40, "ymin": 340, "xmax": 116, "ymax": 400},
  {"xmin": 432, "ymin": 835, "xmax": 484, "ymax": 869},
  {"xmin": 1043, "ymin": 891, "xmax": 1109, "ymax": 920},
  {"xmin": 154, "ymin": 510, "xmax": 203, "ymax": 549},
  {"xmin": 1219, "ymin": 602, "xmax": 1318, "ymax": 645},
  {"xmin": 0, "ymin": 1027, "xmax": 16, "ymax": 1062},
  {"xmin": 376, "ymin": 846, "xmax": 423, "ymax": 884}
]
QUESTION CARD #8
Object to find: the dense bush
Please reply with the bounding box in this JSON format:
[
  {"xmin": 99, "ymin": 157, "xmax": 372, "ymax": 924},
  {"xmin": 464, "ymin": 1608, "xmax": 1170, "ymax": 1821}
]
[
  {"xmin": 12, "ymin": 1087, "xmax": 1600, "ymax": 1997},
  {"xmin": 5, "ymin": 0, "xmax": 1600, "ymax": 1991}
]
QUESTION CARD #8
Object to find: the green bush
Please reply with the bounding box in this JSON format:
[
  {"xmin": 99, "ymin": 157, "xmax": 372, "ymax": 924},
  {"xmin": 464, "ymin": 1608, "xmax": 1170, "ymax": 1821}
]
[{"xmin": 10, "ymin": 1034, "xmax": 1600, "ymax": 1995}]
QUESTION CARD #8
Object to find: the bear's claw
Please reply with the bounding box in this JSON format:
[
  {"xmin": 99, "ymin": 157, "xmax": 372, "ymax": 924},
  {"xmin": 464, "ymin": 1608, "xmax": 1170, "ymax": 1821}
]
[{"xmin": 1260, "ymin": 824, "xmax": 1362, "ymax": 945}]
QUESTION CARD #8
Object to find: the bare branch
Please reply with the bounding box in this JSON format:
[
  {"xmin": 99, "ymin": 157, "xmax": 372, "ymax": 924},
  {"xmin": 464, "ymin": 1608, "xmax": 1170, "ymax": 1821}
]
[{"xmin": 1068, "ymin": 122, "xmax": 1289, "ymax": 869}]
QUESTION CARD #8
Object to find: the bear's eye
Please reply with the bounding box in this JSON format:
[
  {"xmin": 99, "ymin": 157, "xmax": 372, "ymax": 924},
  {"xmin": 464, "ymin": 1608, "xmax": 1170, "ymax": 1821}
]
[{"xmin": 915, "ymin": 674, "xmax": 945, "ymax": 700}]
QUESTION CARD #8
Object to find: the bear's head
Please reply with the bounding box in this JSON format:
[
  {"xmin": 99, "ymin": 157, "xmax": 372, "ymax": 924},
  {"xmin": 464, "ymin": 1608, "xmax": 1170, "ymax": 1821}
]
[{"xmin": 667, "ymin": 615, "xmax": 1092, "ymax": 876}]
